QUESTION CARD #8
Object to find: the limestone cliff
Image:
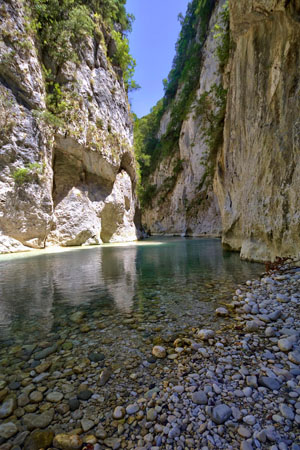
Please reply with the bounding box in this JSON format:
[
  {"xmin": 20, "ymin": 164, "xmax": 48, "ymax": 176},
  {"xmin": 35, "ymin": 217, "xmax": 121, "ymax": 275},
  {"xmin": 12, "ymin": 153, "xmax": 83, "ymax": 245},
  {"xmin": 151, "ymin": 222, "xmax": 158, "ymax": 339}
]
[
  {"xmin": 141, "ymin": 0, "xmax": 224, "ymax": 237},
  {"xmin": 0, "ymin": 0, "xmax": 138, "ymax": 253},
  {"xmin": 215, "ymin": 0, "xmax": 300, "ymax": 261},
  {"xmin": 139, "ymin": 0, "xmax": 300, "ymax": 262}
]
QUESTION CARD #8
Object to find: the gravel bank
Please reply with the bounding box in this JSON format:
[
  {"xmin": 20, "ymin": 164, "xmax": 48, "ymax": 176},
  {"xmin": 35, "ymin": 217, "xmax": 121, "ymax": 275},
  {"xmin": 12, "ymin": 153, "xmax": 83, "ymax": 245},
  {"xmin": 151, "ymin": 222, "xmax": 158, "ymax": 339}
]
[{"xmin": 0, "ymin": 265, "xmax": 299, "ymax": 450}]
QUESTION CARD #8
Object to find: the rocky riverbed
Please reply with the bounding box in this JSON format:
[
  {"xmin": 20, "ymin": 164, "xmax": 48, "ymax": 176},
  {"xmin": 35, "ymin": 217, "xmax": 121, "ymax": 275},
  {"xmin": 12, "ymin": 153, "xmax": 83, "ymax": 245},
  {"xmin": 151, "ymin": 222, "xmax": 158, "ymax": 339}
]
[{"xmin": 0, "ymin": 264, "xmax": 299, "ymax": 450}]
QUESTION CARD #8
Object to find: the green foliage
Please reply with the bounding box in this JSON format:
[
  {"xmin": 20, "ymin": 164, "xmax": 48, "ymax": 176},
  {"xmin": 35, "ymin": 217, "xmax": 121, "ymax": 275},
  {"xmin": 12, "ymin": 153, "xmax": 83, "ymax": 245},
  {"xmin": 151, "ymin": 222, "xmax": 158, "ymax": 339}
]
[
  {"xmin": 30, "ymin": 0, "xmax": 135, "ymax": 74},
  {"xmin": 111, "ymin": 30, "xmax": 137, "ymax": 91},
  {"xmin": 85, "ymin": 0, "xmax": 134, "ymax": 33},
  {"xmin": 96, "ymin": 117, "xmax": 104, "ymax": 129},
  {"xmin": 164, "ymin": 0, "xmax": 215, "ymax": 102},
  {"xmin": 12, "ymin": 168, "xmax": 31, "ymax": 185},
  {"xmin": 45, "ymin": 83, "xmax": 68, "ymax": 115},
  {"xmin": 31, "ymin": 0, "xmax": 95, "ymax": 66},
  {"xmin": 12, "ymin": 163, "xmax": 43, "ymax": 185},
  {"xmin": 32, "ymin": 109, "xmax": 65, "ymax": 128},
  {"xmin": 158, "ymin": 158, "xmax": 184, "ymax": 203},
  {"xmin": 138, "ymin": 184, "xmax": 157, "ymax": 208},
  {"xmin": 29, "ymin": 0, "xmax": 137, "ymax": 126},
  {"xmin": 214, "ymin": 0, "xmax": 230, "ymax": 71},
  {"xmin": 133, "ymin": 100, "xmax": 165, "ymax": 180}
]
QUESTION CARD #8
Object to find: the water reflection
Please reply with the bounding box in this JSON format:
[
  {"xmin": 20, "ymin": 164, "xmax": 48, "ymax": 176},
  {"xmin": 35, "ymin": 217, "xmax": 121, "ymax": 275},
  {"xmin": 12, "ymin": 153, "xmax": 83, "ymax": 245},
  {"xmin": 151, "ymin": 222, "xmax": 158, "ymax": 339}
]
[
  {"xmin": 102, "ymin": 247, "xmax": 137, "ymax": 313},
  {"xmin": 0, "ymin": 238, "xmax": 262, "ymax": 342}
]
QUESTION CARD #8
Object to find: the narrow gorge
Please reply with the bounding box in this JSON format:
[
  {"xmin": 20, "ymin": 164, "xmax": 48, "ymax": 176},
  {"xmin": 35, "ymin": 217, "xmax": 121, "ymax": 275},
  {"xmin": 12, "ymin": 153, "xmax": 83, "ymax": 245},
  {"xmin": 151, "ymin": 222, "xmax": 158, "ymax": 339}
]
[
  {"xmin": 0, "ymin": 2, "xmax": 300, "ymax": 449},
  {"xmin": 136, "ymin": 0, "xmax": 300, "ymax": 263},
  {"xmin": 0, "ymin": 0, "xmax": 299, "ymax": 262}
]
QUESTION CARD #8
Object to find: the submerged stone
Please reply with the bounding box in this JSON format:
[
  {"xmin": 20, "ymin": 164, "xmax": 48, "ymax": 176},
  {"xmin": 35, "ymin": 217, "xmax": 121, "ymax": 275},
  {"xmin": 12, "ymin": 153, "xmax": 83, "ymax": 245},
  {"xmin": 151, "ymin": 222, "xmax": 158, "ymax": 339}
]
[
  {"xmin": 98, "ymin": 368, "xmax": 112, "ymax": 386},
  {"xmin": 22, "ymin": 408, "xmax": 54, "ymax": 430},
  {"xmin": 53, "ymin": 433, "xmax": 82, "ymax": 449},
  {"xmin": 34, "ymin": 344, "xmax": 57, "ymax": 360},
  {"xmin": 88, "ymin": 352, "xmax": 105, "ymax": 362},
  {"xmin": 152, "ymin": 346, "xmax": 166, "ymax": 358},
  {"xmin": 0, "ymin": 422, "xmax": 18, "ymax": 439},
  {"xmin": 77, "ymin": 390, "xmax": 92, "ymax": 401},
  {"xmin": 24, "ymin": 429, "xmax": 54, "ymax": 450},
  {"xmin": 0, "ymin": 397, "xmax": 16, "ymax": 419}
]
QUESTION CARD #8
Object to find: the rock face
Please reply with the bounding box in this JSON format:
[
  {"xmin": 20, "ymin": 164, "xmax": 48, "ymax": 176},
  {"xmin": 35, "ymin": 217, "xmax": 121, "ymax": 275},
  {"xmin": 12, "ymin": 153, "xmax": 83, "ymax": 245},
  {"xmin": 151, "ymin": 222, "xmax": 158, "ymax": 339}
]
[
  {"xmin": 215, "ymin": 0, "xmax": 300, "ymax": 262},
  {"xmin": 142, "ymin": 0, "xmax": 300, "ymax": 262},
  {"xmin": 0, "ymin": 0, "xmax": 138, "ymax": 253},
  {"xmin": 142, "ymin": 2, "xmax": 224, "ymax": 237}
]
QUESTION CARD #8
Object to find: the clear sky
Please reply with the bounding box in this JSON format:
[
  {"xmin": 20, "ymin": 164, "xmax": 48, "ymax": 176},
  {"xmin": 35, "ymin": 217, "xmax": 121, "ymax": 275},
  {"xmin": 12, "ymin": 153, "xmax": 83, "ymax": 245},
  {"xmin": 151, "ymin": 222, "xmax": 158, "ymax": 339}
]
[{"xmin": 126, "ymin": 0, "xmax": 190, "ymax": 118}]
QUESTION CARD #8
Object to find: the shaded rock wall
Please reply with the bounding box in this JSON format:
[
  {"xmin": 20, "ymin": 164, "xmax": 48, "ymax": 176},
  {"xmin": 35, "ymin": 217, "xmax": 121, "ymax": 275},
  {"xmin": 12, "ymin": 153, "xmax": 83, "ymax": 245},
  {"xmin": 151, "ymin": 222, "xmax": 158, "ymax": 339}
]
[
  {"xmin": 215, "ymin": 0, "xmax": 300, "ymax": 261},
  {"xmin": 142, "ymin": 0, "xmax": 300, "ymax": 262},
  {"xmin": 0, "ymin": 0, "xmax": 138, "ymax": 253}
]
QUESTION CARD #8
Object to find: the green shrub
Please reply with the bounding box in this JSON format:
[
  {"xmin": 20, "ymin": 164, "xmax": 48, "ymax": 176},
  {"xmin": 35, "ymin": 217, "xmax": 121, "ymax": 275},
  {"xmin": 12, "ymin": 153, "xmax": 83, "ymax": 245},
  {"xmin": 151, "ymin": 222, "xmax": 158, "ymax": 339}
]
[
  {"xmin": 96, "ymin": 117, "xmax": 104, "ymax": 129},
  {"xmin": 139, "ymin": 184, "xmax": 157, "ymax": 208},
  {"xmin": 12, "ymin": 163, "xmax": 44, "ymax": 185},
  {"xmin": 31, "ymin": 0, "xmax": 95, "ymax": 66},
  {"xmin": 27, "ymin": 162, "xmax": 43, "ymax": 172},
  {"xmin": 28, "ymin": 0, "xmax": 137, "ymax": 128},
  {"xmin": 111, "ymin": 30, "xmax": 137, "ymax": 91},
  {"xmin": 33, "ymin": 109, "xmax": 65, "ymax": 128},
  {"xmin": 12, "ymin": 168, "xmax": 31, "ymax": 184}
]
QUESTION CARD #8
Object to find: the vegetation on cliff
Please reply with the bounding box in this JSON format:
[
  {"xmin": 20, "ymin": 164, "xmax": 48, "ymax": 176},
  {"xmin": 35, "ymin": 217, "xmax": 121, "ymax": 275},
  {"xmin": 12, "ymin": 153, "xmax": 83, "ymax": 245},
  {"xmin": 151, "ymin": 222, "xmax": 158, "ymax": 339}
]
[
  {"xmin": 134, "ymin": 0, "xmax": 219, "ymax": 207},
  {"xmin": 28, "ymin": 0, "xmax": 136, "ymax": 120}
]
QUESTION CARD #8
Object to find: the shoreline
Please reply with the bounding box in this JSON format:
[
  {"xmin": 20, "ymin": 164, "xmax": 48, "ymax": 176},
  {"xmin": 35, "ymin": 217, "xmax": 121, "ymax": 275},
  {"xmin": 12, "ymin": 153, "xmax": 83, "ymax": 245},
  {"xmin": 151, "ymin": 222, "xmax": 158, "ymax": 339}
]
[
  {"xmin": 0, "ymin": 264, "xmax": 299, "ymax": 449},
  {"xmin": 0, "ymin": 236, "xmax": 222, "ymax": 261}
]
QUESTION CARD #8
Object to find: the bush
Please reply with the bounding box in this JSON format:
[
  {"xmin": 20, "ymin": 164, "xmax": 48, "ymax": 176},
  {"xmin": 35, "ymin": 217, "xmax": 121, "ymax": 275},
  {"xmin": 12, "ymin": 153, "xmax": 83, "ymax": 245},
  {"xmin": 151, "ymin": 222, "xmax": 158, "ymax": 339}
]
[
  {"xmin": 29, "ymin": 0, "xmax": 137, "ymax": 123},
  {"xmin": 138, "ymin": 184, "xmax": 157, "ymax": 208},
  {"xmin": 33, "ymin": 109, "xmax": 65, "ymax": 128},
  {"xmin": 31, "ymin": 0, "xmax": 95, "ymax": 66},
  {"xmin": 12, "ymin": 163, "xmax": 44, "ymax": 185},
  {"xmin": 12, "ymin": 168, "xmax": 31, "ymax": 185},
  {"xmin": 111, "ymin": 30, "xmax": 137, "ymax": 91}
]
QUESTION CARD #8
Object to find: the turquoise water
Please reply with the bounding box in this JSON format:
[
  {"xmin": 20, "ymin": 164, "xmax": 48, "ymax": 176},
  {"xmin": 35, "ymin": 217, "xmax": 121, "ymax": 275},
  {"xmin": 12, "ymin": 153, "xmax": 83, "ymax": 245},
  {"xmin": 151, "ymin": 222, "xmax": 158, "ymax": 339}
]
[{"xmin": 0, "ymin": 238, "xmax": 262, "ymax": 347}]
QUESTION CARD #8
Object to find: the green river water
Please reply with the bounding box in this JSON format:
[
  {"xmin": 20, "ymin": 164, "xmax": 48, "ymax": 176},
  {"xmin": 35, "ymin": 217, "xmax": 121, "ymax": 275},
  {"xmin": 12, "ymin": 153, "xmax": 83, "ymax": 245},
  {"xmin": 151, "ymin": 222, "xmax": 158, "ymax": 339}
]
[{"xmin": 0, "ymin": 238, "xmax": 262, "ymax": 349}]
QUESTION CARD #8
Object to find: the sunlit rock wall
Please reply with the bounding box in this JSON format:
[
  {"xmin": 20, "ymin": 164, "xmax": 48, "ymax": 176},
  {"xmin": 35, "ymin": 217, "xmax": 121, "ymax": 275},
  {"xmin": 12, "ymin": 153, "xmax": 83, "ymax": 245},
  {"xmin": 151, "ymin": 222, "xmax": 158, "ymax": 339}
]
[
  {"xmin": 0, "ymin": 0, "xmax": 138, "ymax": 254},
  {"xmin": 142, "ymin": 1, "xmax": 224, "ymax": 237}
]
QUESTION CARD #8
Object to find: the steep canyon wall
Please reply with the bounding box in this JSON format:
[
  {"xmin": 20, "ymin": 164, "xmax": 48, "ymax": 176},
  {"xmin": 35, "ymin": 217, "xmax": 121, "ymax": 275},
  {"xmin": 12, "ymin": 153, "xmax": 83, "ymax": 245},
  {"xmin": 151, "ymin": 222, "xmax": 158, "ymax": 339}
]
[
  {"xmin": 0, "ymin": 0, "xmax": 138, "ymax": 253},
  {"xmin": 215, "ymin": 0, "xmax": 300, "ymax": 261},
  {"xmin": 141, "ymin": 0, "xmax": 300, "ymax": 262},
  {"xmin": 1, "ymin": 0, "xmax": 299, "ymax": 261},
  {"xmin": 142, "ymin": 0, "xmax": 225, "ymax": 238}
]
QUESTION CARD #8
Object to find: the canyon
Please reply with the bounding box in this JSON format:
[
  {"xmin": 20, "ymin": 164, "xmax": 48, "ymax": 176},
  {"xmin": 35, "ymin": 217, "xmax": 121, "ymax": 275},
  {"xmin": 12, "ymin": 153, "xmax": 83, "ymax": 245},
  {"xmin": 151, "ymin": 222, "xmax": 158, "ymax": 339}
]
[
  {"xmin": 0, "ymin": 0, "xmax": 299, "ymax": 262},
  {"xmin": 140, "ymin": 0, "xmax": 300, "ymax": 262}
]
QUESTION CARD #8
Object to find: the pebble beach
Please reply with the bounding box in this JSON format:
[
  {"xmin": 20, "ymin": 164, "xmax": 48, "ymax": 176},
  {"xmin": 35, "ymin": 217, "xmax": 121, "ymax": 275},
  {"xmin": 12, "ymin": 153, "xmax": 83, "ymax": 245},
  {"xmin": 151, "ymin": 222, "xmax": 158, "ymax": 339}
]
[{"xmin": 0, "ymin": 263, "xmax": 299, "ymax": 450}]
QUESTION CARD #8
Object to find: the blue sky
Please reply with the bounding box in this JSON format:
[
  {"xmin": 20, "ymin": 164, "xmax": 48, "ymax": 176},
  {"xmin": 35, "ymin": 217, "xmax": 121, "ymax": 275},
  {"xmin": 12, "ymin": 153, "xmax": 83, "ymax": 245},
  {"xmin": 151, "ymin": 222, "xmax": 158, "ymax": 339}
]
[{"xmin": 126, "ymin": 0, "xmax": 190, "ymax": 118}]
